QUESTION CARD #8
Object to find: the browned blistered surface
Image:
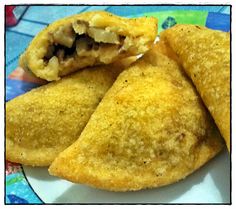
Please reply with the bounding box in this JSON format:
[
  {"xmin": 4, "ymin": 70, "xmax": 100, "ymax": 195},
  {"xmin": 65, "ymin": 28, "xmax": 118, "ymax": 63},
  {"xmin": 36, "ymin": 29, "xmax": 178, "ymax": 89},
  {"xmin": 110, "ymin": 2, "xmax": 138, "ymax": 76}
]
[
  {"xmin": 49, "ymin": 45, "xmax": 223, "ymax": 191},
  {"xmin": 160, "ymin": 24, "xmax": 230, "ymax": 151}
]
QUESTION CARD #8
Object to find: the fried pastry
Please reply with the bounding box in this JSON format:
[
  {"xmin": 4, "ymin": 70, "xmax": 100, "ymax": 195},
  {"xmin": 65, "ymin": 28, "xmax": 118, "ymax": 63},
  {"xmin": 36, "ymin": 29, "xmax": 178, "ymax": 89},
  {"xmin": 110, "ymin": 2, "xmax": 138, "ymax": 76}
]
[
  {"xmin": 49, "ymin": 44, "xmax": 223, "ymax": 191},
  {"xmin": 6, "ymin": 59, "xmax": 135, "ymax": 166},
  {"xmin": 19, "ymin": 11, "xmax": 157, "ymax": 81},
  {"xmin": 160, "ymin": 24, "xmax": 230, "ymax": 151}
]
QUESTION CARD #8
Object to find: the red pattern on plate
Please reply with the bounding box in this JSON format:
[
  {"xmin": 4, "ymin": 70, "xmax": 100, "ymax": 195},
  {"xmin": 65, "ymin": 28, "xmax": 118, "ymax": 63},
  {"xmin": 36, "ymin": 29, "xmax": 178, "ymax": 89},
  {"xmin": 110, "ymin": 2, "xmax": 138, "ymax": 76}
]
[
  {"xmin": 6, "ymin": 161, "xmax": 21, "ymax": 175},
  {"xmin": 8, "ymin": 67, "xmax": 47, "ymax": 85}
]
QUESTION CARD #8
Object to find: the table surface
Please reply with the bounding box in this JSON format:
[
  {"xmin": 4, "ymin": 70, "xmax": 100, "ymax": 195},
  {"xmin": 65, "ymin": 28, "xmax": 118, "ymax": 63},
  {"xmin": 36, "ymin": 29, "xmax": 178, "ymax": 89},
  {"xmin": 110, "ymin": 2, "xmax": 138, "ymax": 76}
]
[{"xmin": 5, "ymin": 5, "xmax": 230, "ymax": 77}]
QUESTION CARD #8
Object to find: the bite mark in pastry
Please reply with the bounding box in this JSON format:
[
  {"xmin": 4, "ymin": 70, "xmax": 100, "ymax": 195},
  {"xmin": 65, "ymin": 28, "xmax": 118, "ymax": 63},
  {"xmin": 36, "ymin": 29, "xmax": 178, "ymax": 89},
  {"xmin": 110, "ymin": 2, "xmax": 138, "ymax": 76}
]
[{"xmin": 19, "ymin": 11, "xmax": 157, "ymax": 81}]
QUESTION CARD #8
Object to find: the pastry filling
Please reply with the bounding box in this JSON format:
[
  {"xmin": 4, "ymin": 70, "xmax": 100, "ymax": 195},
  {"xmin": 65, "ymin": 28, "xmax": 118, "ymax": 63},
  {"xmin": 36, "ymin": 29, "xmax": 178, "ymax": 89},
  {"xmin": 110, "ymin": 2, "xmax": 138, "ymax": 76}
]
[{"xmin": 44, "ymin": 21, "xmax": 130, "ymax": 66}]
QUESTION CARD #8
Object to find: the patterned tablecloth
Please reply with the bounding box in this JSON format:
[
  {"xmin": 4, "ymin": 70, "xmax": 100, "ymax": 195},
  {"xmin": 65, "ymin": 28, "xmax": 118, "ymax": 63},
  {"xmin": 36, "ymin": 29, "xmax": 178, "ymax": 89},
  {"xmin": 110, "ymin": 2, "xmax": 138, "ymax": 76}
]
[{"xmin": 5, "ymin": 5, "xmax": 230, "ymax": 204}]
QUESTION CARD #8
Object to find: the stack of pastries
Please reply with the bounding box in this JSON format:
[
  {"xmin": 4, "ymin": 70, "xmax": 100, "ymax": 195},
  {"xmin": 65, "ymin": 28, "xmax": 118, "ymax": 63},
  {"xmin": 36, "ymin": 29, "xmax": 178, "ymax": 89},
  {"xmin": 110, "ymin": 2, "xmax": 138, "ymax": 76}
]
[{"xmin": 6, "ymin": 11, "xmax": 230, "ymax": 191}]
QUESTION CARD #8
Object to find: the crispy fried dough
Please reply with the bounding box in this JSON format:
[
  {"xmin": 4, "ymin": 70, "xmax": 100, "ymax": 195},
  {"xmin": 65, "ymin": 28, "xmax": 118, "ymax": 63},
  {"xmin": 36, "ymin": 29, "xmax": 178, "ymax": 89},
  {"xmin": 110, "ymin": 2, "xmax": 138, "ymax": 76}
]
[
  {"xmin": 49, "ymin": 44, "xmax": 223, "ymax": 191},
  {"xmin": 19, "ymin": 11, "xmax": 157, "ymax": 81},
  {"xmin": 160, "ymin": 24, "xmax": 230, "ymax": 151},
  {"xmin": 6, "ymin": 59, "xmax": 135, "ymax": 166}
]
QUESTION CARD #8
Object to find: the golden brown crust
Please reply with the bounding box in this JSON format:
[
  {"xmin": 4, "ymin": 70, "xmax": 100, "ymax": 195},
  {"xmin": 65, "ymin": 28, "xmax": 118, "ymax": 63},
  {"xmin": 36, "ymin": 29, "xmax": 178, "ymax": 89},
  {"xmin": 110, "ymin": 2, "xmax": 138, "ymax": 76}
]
[
  {"xmin": 49, "ymin": 45, "xmax": 223, "ymax": 191},
  {"xmin": 160, "ymin": 24, "xmax": 230, "ymax": 151},
  {"xmin": 19, "ymin": 11, "xmax": 157, "ymax": 81},
  {"xmin": 6, "ymin": 63, "xmax": 128, "ymax": 166}
]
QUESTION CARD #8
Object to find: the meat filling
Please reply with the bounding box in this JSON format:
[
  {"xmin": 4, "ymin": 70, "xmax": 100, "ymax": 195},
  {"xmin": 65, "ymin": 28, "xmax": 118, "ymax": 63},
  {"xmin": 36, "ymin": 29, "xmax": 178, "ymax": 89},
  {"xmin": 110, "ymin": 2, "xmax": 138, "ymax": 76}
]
[{"xmin": 44, "ymin": 21, "xmax": 126, "ymax": 65}]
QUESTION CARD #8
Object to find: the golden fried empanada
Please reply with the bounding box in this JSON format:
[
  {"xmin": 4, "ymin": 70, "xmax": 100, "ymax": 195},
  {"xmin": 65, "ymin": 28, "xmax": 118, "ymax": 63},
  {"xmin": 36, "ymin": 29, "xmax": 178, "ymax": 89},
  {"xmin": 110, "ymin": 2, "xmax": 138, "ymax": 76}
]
[
  {"xmin": 6, "ymin": 59, "xmax": 135, "ymax": 166},
  {"xmin": 160, "ymin": 24, "xmax": 230, "ymax": 151},
  {"xmin": 19, "ymin": 11, "xmax": 157, "ymax": 81},
  {"xmin": 49, "ymin": 44, "xmax": 223, "ymax": 191}
]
